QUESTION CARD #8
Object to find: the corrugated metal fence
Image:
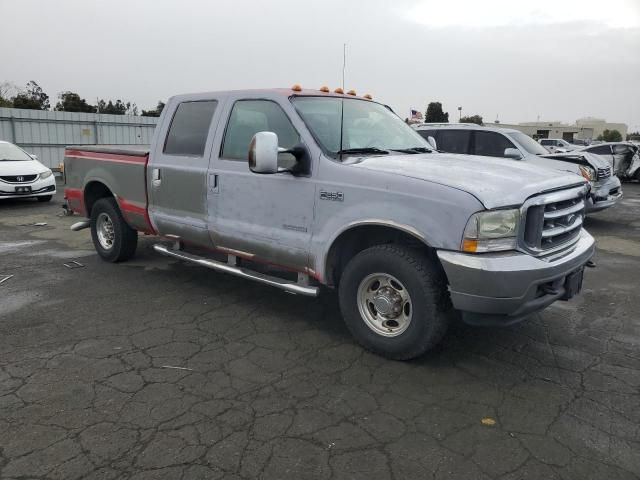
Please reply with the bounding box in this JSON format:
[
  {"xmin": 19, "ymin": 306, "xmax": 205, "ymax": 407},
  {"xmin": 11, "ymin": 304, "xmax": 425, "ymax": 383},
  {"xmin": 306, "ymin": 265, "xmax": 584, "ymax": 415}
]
[{"xmin": 0, "ymin": 107, "xmax": 158, "ymax": 169}]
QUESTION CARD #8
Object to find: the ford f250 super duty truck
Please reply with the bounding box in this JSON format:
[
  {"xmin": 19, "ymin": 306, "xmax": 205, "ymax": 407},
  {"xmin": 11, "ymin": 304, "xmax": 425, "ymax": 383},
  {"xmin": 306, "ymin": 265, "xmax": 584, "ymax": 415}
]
[{"xmin": 64, "ymin": 87, "xmax": 595, "ymax": 360}]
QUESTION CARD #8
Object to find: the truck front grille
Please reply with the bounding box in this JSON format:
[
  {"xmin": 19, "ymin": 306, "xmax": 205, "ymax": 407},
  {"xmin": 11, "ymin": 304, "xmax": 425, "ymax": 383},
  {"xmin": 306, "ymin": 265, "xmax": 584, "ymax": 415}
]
[
  {"xmin": 596, "ymin": 166, "xmax": 612, "ymax": 180},
  {"xmin": 522, "ymin": 186, "xmax": 586, "ymax": 255},
  {"xmin": 0, "ymin": 174, "xmax": 38, "ymax": 183}
]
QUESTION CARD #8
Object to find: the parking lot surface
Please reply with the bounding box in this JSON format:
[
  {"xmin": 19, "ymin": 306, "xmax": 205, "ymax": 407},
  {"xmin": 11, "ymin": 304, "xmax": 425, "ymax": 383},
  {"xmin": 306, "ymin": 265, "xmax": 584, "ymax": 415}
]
[{"xmin": 1, "ymin": 181, "xmax": 639, "ymax": 480}]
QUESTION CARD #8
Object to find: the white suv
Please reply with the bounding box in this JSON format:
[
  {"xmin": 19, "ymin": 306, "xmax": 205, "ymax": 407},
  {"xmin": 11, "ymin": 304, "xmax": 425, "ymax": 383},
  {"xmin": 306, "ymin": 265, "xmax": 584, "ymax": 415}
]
[{"xmin": 539, "ymin": 138, "xmax": 576, "ymax": 153}]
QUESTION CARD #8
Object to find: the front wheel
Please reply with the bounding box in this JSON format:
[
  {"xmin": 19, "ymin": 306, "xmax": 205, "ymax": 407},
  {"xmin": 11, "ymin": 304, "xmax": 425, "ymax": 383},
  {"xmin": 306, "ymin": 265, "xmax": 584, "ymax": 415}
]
[
  {"xmin": 90, "ymin": 197, "xmax": 138, "ymax": 262},
  {"xmin": 338, "ymin": 244, "xmax": 451, "ymax": 360}
]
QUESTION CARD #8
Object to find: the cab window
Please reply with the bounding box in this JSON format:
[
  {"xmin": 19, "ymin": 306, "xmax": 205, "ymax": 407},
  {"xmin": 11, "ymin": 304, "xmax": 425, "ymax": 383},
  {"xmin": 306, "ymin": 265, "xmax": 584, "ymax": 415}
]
[
  {"xmin": 437, "ymin": 130, "xmax": 471, "ymax": 154},
  {"xmin": 222, "ymin": 100, "xmax": 300, "ymax": 168},
  {"xmin": 473, "ymin": 131, "xmax": 517, "ymax": 157},
  {"xmin": 164, "ymin": 101, "xmax": 218, "ymax": 156}
]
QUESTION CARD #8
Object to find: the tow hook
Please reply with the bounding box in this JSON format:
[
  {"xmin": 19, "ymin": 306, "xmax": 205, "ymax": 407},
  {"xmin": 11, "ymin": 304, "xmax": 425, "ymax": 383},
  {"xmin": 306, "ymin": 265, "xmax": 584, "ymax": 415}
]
[{"xmin": 586, "ymin": 260, "xmax": 596, "ymax": 268}]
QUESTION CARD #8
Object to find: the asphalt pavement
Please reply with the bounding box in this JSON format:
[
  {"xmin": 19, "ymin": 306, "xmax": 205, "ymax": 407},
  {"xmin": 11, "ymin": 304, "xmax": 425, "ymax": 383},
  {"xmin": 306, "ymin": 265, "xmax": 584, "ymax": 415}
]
[{"xmin": 0, "ymin": 181, "xmax": 639, "ymax": 479}]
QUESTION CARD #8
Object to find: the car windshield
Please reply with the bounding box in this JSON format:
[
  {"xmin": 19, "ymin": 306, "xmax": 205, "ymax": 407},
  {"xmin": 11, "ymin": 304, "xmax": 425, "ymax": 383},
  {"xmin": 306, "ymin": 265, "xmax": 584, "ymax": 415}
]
[
  {"xmin": 291, "ymin": 97, "xmax": 430, "ymax": 157},
  {"xmin": 507, "ymin": 132, "xmax": 549, "ymax": 155},
  {"xmin": 0, "ymin": 142, "xmax": 32, "ymax": 161}
]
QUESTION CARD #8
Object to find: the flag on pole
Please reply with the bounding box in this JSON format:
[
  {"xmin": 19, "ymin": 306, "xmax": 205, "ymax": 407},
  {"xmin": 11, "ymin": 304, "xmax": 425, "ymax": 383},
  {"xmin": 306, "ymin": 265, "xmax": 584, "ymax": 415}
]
[{"xmin": 410, "ymin": 109, "xmax": 423, "ymax": 121}]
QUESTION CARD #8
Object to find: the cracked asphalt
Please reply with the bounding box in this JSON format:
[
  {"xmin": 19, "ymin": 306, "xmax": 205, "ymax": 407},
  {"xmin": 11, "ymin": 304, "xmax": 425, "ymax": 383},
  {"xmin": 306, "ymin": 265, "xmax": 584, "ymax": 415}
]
[{"xmin": 0, "ymin": 180, "xmax": 639, "ymax": 480}]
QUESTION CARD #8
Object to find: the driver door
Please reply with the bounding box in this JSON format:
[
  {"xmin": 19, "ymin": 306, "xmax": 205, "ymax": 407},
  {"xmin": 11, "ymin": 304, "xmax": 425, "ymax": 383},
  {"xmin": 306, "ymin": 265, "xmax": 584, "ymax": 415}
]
[{"xmin": 208, "ymin": 98, "xmax": 315, "ymax": 272}]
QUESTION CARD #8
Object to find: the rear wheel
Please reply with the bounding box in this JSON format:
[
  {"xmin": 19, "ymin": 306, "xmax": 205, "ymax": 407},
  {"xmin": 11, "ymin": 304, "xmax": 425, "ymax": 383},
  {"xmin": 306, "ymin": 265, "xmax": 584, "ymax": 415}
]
[
  {"xmin": 338, "ymin": 244, "xmax": 451, "ymax": 360},
  {"xmin": 90, "ymin": 197, "xmax": 137, "ymax": 262},
  {"xmin": 36, "ymin": 195, "xmax": 52, "ymax": 202}
]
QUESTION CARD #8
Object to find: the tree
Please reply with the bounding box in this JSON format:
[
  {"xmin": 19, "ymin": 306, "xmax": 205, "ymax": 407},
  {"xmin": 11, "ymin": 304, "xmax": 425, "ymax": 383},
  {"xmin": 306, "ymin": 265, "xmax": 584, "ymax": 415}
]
[
  {"xmin": 424, "ymin": 102, "xmax": 448, "ymax": 123},
  {"xmin": 55, "ymin": 91, "xmax": 97, "ymax": 113},
  {"xmin": 460, "ymin": 114, "xmax": 483, "ymax": 125},
  {"xmin": 597, "ymin": 129, "xmax": 623, "ymax": 142},
  {"xmin": 141, "ymin": 101, "xmax": 165, "ymax": 117},
  {"xmin": 0, "ymin": 82, "xmax": 18, "ymax": 107},
  {"xmin": 97, "ymin": 99, "xmax": 138, "ymax": 115},
  {"xmin": 626, "ymin": 131, "xmax": 640, "ymax": 141},
  {"xmin": 12, "ymin": 81, "xmax": 50, "ymax": 110}
]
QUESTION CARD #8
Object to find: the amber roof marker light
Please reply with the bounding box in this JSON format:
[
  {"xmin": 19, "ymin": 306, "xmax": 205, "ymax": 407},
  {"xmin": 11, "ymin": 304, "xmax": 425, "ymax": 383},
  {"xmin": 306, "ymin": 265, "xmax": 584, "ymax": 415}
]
[
  {"xmin": 334, "ymin": 87, "xmax": 344, "ymax": 94},
  {"xmin": 363, "ymin": 94, "xmax": 372, "ymax": 100},
  {"xmin": 319, "ymin": 86, "xmax": 330, "ymax": 92},
  {"xmin": 291, "ymin": 84, "xmax": 303, "ymax": 92},
  {"xmin": 346, "ymin": 89, "xmax": 357, "ymax": 96}
]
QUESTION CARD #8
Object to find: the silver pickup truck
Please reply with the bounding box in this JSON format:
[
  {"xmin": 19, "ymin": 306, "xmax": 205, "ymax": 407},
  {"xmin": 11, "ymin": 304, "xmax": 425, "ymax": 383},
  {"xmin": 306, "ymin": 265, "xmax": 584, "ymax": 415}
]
[{"xmin": 64, "ymin": 87, "xmax": 595, "ymax": 360}]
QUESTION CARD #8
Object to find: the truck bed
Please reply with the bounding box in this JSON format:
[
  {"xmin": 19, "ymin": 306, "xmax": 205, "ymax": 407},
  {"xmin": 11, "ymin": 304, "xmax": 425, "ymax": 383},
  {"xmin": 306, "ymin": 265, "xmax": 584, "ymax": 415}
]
[{"xmin": 64, "ymin": 144, "xmax": 154, "ymax": 234}]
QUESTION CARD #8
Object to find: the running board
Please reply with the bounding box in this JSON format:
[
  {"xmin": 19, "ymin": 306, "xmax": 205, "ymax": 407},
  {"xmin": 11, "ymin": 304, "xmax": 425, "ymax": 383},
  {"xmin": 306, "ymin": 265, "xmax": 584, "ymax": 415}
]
[{"xmin": 153, "ymin": 244, "xmax": 319, "ymax": 297}]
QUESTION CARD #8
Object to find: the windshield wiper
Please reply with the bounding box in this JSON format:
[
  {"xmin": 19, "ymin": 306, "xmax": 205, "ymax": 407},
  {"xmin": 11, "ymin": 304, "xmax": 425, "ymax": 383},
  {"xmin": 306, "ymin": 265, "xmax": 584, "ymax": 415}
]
[
  {"xmin": 390, "ymin": 147, "xmax": 432, "ymax": 154},
  {"xmin": 336, "ymin": 147, "xmax": 389, "ymax": 156}
]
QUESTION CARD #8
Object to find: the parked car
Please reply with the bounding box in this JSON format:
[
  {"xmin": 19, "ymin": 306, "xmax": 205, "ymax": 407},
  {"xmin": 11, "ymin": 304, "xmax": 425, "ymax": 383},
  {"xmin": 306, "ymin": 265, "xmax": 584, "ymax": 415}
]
[
  {"xmin": 570, "ymin": 139, "xmax": 589, "ymax": 147},
  {"xmin": 0, "ymin": 140, "xmax": 56, "ymax": 202},
  {"xmin": 64, "ymin": 87, "xmax": 594, "ymax": 360},
  {"xmin": 578, "ymin": 142, "xmax": 640, "ymax": 181},
  {"xmin": 539, "ymin": 138, "xmax": 577, "ymax": 153},
  {"xmin": 412, "ymin": 124, "xmax": 622, "ymax": 213}
]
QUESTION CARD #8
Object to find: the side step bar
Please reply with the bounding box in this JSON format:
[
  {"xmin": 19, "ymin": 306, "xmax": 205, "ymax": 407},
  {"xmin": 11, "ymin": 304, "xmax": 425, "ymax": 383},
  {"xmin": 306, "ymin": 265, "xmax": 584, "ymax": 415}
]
[{"xmin": 153, "ymin": 244, "xmax": 319, "ymax": 297}]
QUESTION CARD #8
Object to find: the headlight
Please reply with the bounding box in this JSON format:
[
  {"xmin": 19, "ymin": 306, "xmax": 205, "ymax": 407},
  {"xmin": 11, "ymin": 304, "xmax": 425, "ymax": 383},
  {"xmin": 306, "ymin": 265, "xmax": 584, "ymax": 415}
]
[
  {"xmin": 39, "ymin": 169, "xmax": 53, "ymax": 179},
  {"xmin": 462, "ymin": 209, "xmax": 520, "ymax": 253},
  {"xmin": 578, "ymin": 165, "xmax": 594, "ymax": 182}
]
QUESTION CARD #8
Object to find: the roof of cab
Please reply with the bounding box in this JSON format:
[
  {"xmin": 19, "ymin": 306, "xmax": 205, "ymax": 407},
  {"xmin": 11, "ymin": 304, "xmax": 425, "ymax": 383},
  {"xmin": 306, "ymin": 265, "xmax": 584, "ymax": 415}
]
[{"xmin": 169, "ymin": 88, "xmax": 376, "ymax": 102}]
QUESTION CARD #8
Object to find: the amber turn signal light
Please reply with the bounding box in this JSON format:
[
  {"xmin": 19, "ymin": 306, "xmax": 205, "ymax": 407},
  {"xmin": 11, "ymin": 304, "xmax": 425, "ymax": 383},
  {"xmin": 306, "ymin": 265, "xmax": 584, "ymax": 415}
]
[{"xmin": 462, "ymin": 239, "xmax": 478, "ymax": 253}]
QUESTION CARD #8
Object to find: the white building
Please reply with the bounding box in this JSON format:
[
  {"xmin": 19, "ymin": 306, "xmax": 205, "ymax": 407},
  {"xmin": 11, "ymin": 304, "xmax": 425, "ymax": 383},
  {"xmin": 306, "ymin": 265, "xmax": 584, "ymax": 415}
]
[{"xmin": 488, "ymin": 118, "xmax": 627, "ymax": 142}]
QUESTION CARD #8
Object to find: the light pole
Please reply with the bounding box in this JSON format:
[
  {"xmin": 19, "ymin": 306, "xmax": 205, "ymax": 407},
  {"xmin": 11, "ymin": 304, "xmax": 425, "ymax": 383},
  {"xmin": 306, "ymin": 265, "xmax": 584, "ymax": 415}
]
[{"xmin": 458, "ymin": 106, "xmax": 462, "ymax": 122}]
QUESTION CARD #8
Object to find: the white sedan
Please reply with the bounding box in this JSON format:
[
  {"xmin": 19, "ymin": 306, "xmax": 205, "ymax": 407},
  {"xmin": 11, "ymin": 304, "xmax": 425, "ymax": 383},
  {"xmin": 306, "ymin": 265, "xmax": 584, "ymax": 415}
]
[{"xmin": 0, "ymin": 141, "xmax": 56, "ymax": 202}]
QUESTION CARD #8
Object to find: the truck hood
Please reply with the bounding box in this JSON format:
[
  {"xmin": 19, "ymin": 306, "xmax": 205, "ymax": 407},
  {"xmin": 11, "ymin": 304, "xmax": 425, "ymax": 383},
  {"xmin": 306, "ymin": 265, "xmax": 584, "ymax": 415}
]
[
  {"xmin": 542, "ymin": 151, "xmax": 611, "ymax": 170},
  {"xmin": 350, "ymin": 153, "xmax": 586, "ymax": 209}
]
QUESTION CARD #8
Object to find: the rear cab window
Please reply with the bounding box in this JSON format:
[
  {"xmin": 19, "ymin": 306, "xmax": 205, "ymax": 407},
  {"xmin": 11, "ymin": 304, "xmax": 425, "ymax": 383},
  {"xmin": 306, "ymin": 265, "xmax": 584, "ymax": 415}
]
[{"xmin": 164, "ymin": 101, "xmax": 218, "ymax": 156}]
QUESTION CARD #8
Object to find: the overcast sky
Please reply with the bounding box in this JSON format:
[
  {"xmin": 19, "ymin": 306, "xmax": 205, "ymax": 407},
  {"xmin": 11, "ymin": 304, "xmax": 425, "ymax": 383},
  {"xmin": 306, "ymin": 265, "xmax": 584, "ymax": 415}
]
[{"xmin": 1, "ymin": 0, "xmax": 639, "ymax": 130}]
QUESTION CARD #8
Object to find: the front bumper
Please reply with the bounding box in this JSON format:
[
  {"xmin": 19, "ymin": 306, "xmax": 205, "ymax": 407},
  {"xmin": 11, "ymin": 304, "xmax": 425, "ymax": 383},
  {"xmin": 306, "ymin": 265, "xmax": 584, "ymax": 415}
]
[
  {"xmin": 0, "ymin": 176, "xmax": 56, "ymax": 199},
  {"xmin": 585, "ymin": 176, "xmax": 622, "ymax": 213},
  {"xmin": 437, "ymin": 229, "xmax": 595, "ymax": 326}
]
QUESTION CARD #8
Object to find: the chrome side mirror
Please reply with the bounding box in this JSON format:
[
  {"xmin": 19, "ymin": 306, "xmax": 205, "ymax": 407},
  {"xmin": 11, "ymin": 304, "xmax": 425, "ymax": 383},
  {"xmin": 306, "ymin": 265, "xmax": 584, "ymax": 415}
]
[
  {"xmin": 248, "ymin": 132, "xmax": 279, "ymax": 174},
  {"xmin": 427, "ymin": 136, "xmax": 437, "ymax": 150},
  {"xmin": 504, "ymin": 148, "xmax": 523, "ymax": 160}
]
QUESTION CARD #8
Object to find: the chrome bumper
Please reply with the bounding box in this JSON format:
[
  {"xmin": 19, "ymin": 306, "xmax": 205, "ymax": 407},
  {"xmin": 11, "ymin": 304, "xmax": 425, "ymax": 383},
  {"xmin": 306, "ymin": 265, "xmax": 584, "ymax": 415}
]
[{"xmin": 437, "ymin": 229, "xmax": 595, "ymax": 326}]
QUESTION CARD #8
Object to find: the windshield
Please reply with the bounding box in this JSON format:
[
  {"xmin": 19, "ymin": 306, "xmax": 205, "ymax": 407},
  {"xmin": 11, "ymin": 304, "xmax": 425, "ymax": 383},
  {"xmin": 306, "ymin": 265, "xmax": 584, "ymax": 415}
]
[
  {"xmin": 507, "ymin": 132, "xmax": 549, "ymax": 155},
  {"xmin": 0, "ymin": 142, "xmax": 32, "ymax": 161},
  {"xmin": 291, "ymin": 97, "xmax": 430, "ymax": 156}
]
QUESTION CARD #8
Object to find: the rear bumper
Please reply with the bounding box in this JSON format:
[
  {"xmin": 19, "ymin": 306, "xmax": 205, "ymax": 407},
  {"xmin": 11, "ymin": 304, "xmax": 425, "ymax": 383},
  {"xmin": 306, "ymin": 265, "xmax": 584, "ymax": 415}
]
[
  {"xmin": 586, "ymin": 176, "xmax": 622, "ymax": 213},
  {"xmin": 437, "ymin": 229, "xmax": 595, "ymax": 326},
  {"xmin": 0, "ymin": 176, "xmax": 56, "ymax": 199}
]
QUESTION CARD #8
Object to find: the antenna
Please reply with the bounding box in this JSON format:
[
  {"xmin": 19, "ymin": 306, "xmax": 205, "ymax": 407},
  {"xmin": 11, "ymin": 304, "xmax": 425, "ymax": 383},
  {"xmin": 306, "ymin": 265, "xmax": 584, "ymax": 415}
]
[{"xmin": 342, "ymin": 43, "xmax": 346, "ymax": 90}]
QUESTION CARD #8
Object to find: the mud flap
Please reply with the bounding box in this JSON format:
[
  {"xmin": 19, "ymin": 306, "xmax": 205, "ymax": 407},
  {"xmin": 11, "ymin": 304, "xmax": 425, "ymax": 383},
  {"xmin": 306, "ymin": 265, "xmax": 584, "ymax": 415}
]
[{"xmin": 561, "ymin": 267, "xmax": 584, "ymax": 300}]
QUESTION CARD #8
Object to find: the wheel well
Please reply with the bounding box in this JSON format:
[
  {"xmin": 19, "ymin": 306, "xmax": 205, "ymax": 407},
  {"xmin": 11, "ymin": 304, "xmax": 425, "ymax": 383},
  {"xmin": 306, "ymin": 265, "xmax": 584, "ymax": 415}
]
[
  {"xmin": 84, "ymin": 181, "xmax": 113, "ymax": 217},
  {"xmin": 325, "ymin": 225, "xmax": 433, "ymax": 287}
]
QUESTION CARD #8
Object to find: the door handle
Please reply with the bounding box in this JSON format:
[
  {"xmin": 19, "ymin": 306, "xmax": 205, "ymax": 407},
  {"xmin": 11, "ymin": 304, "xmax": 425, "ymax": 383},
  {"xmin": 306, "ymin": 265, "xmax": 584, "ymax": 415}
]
[
  {"xmin": 152, "ymin": 168, "xmax": 162, "ymax": 187},
  {"xmin": 209, "ymin": 173, "xmax": 219, "ymax": 194}
]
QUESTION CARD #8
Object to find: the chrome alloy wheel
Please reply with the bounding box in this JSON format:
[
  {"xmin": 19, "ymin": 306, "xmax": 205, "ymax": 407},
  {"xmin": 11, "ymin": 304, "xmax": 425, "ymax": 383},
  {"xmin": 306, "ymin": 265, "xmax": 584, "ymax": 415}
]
[
  {"xmin": 96, "ymin": 212, "xmax": 115, "ymax": 250},
  {"xmin": 357, "ymin": 273, "xmax": 412, "ymax": 337}
]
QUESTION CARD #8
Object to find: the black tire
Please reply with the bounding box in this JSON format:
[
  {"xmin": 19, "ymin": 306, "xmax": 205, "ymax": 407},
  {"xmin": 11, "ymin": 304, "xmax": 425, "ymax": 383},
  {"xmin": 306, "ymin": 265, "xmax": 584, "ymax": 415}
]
[
  {"xmin": 338, "ymin": 244, "xmax": 450, "ymax": 360},
  {"xmin": 90, "ymin": 197, "xmax": 138, "ymax": 262},
  {"xmin": 36, "ymin": 195, "xmax": 52, "ymax": 202}
]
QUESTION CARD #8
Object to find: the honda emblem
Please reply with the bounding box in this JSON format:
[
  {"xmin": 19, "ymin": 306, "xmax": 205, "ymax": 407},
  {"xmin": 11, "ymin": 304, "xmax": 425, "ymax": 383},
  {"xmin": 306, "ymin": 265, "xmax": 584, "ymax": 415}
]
[{"xmin": 16, "ymin": 176, "xmax": 24, "ymax": 182}]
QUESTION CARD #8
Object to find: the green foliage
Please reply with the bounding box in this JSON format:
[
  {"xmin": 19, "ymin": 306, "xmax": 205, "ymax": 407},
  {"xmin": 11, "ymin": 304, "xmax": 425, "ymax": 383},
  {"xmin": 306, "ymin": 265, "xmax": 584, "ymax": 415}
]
[
  {"xmin": 597, "ymin": 129, "xmax": 623, "ymax": 142},
  {"xmin": 55, "ymin": 92, "xmax": 97, "ymax": 113},
  {"xmin": 97, "ymin": 99, "xmax": 138, "ymax": 115},
  {"xmin": 141, "ymin": 101, "xmax": 165, "ymax": 117},
  {"xmin": 424, "ymin": 102, "xmax": 449, "ymax": 123},
  {"xmin": 626, "ymin": 131, "xmax": 640, "ymax": 141},
  {"xmin": 12, "ymin": 81, "xmax": 50, "ymax": 110},
  {"xmin": 460, "ymin": 115, "xmax": 483, "ymax": 125}
]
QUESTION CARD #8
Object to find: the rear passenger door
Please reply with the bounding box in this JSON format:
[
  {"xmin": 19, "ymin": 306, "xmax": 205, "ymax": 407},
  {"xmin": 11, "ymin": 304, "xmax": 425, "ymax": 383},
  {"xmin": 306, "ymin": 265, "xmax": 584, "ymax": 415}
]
[
  {"xmin": 471, "ymin": 131, "xmax": 517, "ymax": 157},
  {"xmin": 148, "ymin": 99, "xmax": 221, "ymax": 246}
]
